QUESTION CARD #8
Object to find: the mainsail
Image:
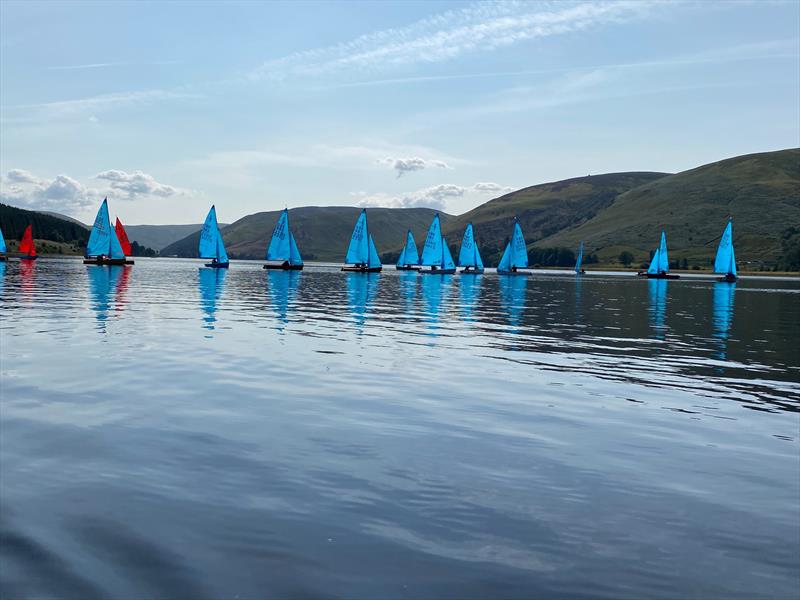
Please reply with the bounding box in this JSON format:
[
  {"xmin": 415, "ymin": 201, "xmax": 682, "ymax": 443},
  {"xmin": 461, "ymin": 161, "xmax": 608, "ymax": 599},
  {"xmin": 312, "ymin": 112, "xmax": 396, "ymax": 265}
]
[
  {"xmin": 420, "ymin": 214, "xmax": 443, "ymax": 266},
  {"xmin": 86, "ymin": 199, "xmax": 125, "ymax": 259},
  {"xmin": 458, "ymin": 223, "xmax": 484, "ymax": 269},
  {"xmin": 345, "ymin": 209, "xmax": 370, "ymax": 265},
  {"xmin": 713, "ymin": 219, "xmax": 737, "ymax": 277}
]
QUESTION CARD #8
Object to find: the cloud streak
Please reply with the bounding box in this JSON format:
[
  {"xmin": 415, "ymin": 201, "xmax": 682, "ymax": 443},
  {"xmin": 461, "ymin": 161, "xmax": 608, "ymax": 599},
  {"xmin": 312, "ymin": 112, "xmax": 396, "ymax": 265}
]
[
  {"xmin": 355, "ymin": 182, "xmax": 512, "ymax": 211},
  {"xmin": 378, "ymin": 156, "xmax": 450, "ymax": 177}
]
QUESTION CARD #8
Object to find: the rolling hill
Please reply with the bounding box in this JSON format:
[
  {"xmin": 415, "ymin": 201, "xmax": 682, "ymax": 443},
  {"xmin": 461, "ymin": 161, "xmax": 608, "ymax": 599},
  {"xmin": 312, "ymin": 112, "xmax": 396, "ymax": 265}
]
[
  {"xmin": 538, "ymin": 148, "xmax": 800, "ymax": 266},
  {"xmin": 161, "ymin": 207, "xmax": 452, "ymax": 261},
  {"xmin": 123, "ymin": 224, "xmax": 229, "ymax": 252},
  {"xmin": 1, "ymin": 203, "xmax": 89, "ymax": 254}
]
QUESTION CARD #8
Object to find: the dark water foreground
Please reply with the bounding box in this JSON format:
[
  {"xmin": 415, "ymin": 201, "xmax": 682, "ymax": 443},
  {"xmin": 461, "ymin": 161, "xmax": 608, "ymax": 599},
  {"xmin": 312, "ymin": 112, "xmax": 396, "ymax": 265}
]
[{"xmin": 0, "ymin": 258, "xmax": 798, "ymax": 599}]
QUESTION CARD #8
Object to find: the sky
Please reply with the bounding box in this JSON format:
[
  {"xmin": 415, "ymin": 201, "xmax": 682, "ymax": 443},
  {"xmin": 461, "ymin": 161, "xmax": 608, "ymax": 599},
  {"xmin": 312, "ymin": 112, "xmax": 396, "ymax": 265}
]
[{"xmin": 1, "ymin": 0, "xmax": 798, "ymax": 225}]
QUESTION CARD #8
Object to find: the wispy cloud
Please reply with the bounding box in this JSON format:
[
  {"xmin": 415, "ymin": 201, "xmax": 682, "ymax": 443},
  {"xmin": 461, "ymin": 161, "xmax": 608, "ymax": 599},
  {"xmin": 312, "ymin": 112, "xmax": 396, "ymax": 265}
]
[
  {"xmin": 354, "ymin": 182, "xmax": 512, "ymax": 211},
  {"xmin": 47, "ymin": 60, "xmax": 182, "ymax": 71},
  {"xmin": 377, "ymin": 156, "xmax": 451, "ymax": 177},
  {"xmin": 250, "ymin": 1, "xmax": 659, "ymax": 81}
]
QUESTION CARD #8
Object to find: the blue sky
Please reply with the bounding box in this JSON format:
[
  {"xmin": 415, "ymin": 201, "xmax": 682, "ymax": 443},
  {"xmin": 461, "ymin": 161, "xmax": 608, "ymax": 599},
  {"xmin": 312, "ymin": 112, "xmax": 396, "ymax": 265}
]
[{"xmin": 1, "ymin": 0, "xmax": 798, "ymax": 225}]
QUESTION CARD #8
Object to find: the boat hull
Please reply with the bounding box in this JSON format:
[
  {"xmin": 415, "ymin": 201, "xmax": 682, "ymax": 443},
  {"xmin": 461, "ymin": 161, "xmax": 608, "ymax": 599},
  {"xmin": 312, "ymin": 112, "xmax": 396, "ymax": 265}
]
[
  {"xmin": 204, "ymin": 262, "xmax": 230, "ymax": 269},
  {"xmin": 420, "ymin": 268, "xmax": 455, "ymax": 275},
  {"xmin": 718, "ymin": 273, "xmax": 737, "ymax": 283},
  {"xmin": 19, "ymin": 256, "xmax": 37, "ymax": 261},
  {"xmin": 84, "ymin": 257, "xmax": 133, "ymax": 265},
  {"xmin": 263, "ymin": 263, "xmax": 303, "ymax": 270},
  {"xmin": 395, "ymin": 265, "xmax": 421, "ymax": 271},
  {"xmin": 645, "ymin": 273, "xmax": 680, "ymax": 280},
  {"xmin": 0, "ymin": 256, "xmax": 7, "ymax": 262},
  {"xmin": 459, "ymin": 267, "xmax": 484, "ymax": 274},
  {"xmin": 341, "ymin": 265, "xmax": 382, "ymax": 273},
  {"xmin": 497, "ymin": 269, "xmax": 530, "ymax": 276}
]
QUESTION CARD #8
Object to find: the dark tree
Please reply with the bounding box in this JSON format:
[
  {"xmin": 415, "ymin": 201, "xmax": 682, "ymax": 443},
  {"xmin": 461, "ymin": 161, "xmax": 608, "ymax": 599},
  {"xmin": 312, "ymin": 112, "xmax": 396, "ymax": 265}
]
[{"xmin": 618, "ymin": 251, "xmax": 635, "ymax": 266}]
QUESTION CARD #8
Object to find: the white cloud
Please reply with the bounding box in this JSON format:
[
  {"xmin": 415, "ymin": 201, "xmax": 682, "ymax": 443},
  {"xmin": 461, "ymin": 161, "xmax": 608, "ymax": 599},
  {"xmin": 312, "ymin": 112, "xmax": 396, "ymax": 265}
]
[
  {"xmin": 355, "ymin": 181, "xmax": 512, "ymax": 211},
  {"xmin": 378, "ymin": 156, "xmax": 451, "ymax": 177},
  {"xmin": 0, "ymin": 168, "xmax": 183, "ymax": 214},
  {"xmin": 250, "ymin": 1, "xmax": 658, "ymax": 80},
  {"xmin": 94, "ymin": 169, "xmax": 180, "ymax": 198}
]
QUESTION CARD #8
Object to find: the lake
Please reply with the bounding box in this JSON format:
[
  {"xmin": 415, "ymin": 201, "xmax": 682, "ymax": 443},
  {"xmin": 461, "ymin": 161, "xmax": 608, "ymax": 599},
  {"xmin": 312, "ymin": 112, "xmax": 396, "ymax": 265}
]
[{"xmin": 1, "ymin": 258, "xmax": 798, "ymax": 599}]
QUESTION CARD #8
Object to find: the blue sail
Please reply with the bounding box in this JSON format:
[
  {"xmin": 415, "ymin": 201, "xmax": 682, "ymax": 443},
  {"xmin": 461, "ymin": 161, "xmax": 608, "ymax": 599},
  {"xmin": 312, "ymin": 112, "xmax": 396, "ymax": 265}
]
[
  {"xmin": 475, "ymin": 243, "xmax": 484, "ymax": 270},
  {"xmin": 289, "ymin": 233, "xmax": 303, "ymax": 266},
  {"xmin": 368, "ymin": 235, "xmax": 381, "ymax": 268},
  {"xmin": 266, "ymin": 208, "xmax": 291, "ymax": 261},
  {"xmin": 397, "ymin": 247, "xmax": 406, "ymax": 267},
  {"xmin": 109, "ymin": 227, "xmax": 125, "ymax": 259},
  {"xmin": 216, "ymin": 233, "xmax": 229, "ymax": 263},
  {"xmin": 86, "ymin": 199, "xmax": 112, "ymax": 257},
  {"xmin": 199, "ymin": 206, "xmax": 221, "ymax": 259},
  {"xmin": 511, "ymin": 220, "xmax": 529, "ymax": 268},
  {"xmin": 497, "ymin": 242, "xmax": 512, "ymax": 273},
  {"xmin": 575, "ymin": 241, "xmax": 584, "ymax": 273},
  {"xmin": 714, "ymin": 219, "xmax": 737, "ymax": 276},
  {"xmin": 420, "ymin": 214, "xmax": 443, "ymax": 266},
  {"xmin": 658, "ymin": 230, "xmax": 669, "ymax": 273},
  {"xmin": 442, "ymin": 239, "xmax": 456, "ymax": 270},
  {"xmin": 345, "ymin": 209, "xmax": 369, "ymax": 264},
  {"xmin": 402, "ymin": 230, "xmax": 419, "ymax": 266},
  {"xmin": 458, "ymin": 223, "xmax": 476, "ymax": 267},
  {"xmin": 647, "ymin": 247, "xmax": 660, "ymax": 274},
  {"xmin": 0, "ymin": 227, "xmax": 6, "ymax": 253}
]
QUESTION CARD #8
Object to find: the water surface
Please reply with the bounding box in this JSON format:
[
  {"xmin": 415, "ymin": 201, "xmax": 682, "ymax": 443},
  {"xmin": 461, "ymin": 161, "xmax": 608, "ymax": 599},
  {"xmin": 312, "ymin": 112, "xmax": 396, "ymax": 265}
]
[{"xmin": 1, "ymin": 258, "xmax": 798, "ymax": 599}]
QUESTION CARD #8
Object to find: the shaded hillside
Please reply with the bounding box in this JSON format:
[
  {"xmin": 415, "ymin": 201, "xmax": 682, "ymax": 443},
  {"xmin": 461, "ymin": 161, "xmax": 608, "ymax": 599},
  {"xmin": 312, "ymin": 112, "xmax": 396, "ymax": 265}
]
[
  {"xmin": 161, "ymin": 206, "xmax": 452, "ymax": 261},
  {"xmin": 1, "ymin": 203, "xmax": 89, "ymax": 253},
  {"xmin": 539, "ymin": 148, "xmax": 800, "ymax": 266},
  {"xmin": 441, "ymin": 172, "xmax": 669, "ymax": 265},
  {"xmin": 123, "ymin": 224, "xmax": 229, "ymax": 252}
]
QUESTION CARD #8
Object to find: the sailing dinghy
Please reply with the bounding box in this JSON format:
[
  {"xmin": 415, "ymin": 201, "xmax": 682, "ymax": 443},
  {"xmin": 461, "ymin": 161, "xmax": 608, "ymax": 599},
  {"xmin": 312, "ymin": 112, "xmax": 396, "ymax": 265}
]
[
  {"xmin": 84, "ymin": 199, "xmax": 128, "ymax": 265},
  {"xmin": 199, "ymin": 205, "xmax": 229, "ymax": 268},
  {"xmin": 18, "ymin": 225, "xmax": 37, "ymax": 260},
  {"xmin": 0, "ymin": 227, "xmax": 7, "ymax": 261},
  {"xmin": 114, "ymin": 218, "xmax": 135, "ymax": 264},
  {"xmin": 714, "ymin": 218, "xmax": 737, "ymax": 283},
  {"xmin": 638, "ymin": 230, "xmax": 679, "ymax": 279},
  {"xmin": 420, "ymin": 214, "xmax": 455, "ymax": 275},
  {"xmin": 395, "ymin": 230, "xmax": 421, "ymax": 271},
  {"xmin": 497, "ymin": 218, "xmax": 529, "ymax": 275},
  {"xmin": 458, "ymin": 223, "xmax": 484, "ymax": 274},
  {"xmin": 575, "ymin": 241, "xmax": 586, "ymax": 274},
  {"xmin": 263, "ymin": 208, "xmax": 303, "ymax": 270},
  {"xmin": 342, "ymin": 209, "xmax": 382, "ymax": 272}
]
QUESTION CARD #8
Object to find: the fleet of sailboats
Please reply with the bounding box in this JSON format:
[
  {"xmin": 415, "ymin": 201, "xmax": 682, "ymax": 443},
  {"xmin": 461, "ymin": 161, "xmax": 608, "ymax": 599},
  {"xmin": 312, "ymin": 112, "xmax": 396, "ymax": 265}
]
[
  {"xmin": 419, "ymin": 214, "xmax": 456, "ymax": 275},
  {"xmin": 342, "ymin": 209, "xmax": 382, "ymax": 272},
  {"xmin": 199, "ymin": 205, "xmax": 229, "ymax": 269},
  {"xmin": 264, "ymin": 208, "xmax": 304, "ymax": 270}
]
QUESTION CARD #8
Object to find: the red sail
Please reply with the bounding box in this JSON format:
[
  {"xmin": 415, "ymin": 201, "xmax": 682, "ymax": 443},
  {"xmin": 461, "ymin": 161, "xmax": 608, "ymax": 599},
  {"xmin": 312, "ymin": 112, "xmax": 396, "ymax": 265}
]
[
  {"xmin": 18, "ymin": 225, "xmax": 36, "ymax": 257},
  {"xmin": 115, "ymin": 217, "xmax": 132, "ymax": 256}
]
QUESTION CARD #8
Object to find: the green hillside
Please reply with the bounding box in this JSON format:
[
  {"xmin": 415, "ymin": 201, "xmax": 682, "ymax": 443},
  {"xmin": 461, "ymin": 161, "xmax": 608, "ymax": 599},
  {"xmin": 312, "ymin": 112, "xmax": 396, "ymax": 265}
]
[
  {"xmin": 440, "ymin": 172, "xmax": 669, "ymax": 265},
  {"xmin": 0, "ymin": 203, "xmax": 89, "ymax": 254},
  {"xmin": 123, "ymin": 224, "xmax": 229, "ymax": 252},
  {"xmin": 161, "ymin": 206, "xmax": 452, "ymax": 261},
  {"xmin": 538, "ymin": 148, "xmax": 800, "ymax": 267}
]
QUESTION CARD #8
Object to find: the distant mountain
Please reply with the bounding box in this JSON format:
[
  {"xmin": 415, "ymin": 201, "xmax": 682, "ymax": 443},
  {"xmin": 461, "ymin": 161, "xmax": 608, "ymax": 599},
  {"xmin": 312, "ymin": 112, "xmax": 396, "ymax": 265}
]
[
  {"xmin": 161, "ymin": 207, "xmax": 451, "ymax": 261},
  {"xmin": 37, "ymin": 211, "xmax": 89, "ymax": 229},
  {"xmin": 1, "ymin": 203, "xmax": 89, "ymax": 254},
  {"xmin": 441, "ymin": 172, "xmax": 668, "ymax": 266},
  {"xmin": 539, "ymin": 148, "xmax": 800, "ymax": 265},
  {"xmin": 123, "ymin": 224, "xmax": 228, "ymax": 252}
]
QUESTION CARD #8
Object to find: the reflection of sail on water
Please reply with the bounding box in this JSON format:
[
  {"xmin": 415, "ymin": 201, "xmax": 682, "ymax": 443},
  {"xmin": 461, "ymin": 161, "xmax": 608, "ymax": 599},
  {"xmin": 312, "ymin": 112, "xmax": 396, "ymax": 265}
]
[
  {"xmin": 459, "ymin": 274, "xmax": 482, "ymax": 321},
  {"xmin": 712, "ymin": 282, "xmax": 736, "ymax": 359},
  {"xmin": 198, "ymin": 267, "xmax": 227, "ymax": 331},
  {"xmin": 648, "ymin": 279, "xmax": 668, "ymax": 339},
  {"xmin": 266, "ymin": 270, "xmax": 301, "ymax": 326},
  {"xmin": 499, "ymin": 275, "xmax": 527, "ymax": 328},
  {"xmin": 574, "ymin": 276, "xmax": 583, "ymax": 322},
  {"xmin": 0, "ymin": 262, "xmax": 6, "ymax": 296},
  {"xmin": 420, "ymin": 274, "xmax": 453, "ymax": 335},
  {"xmin": 346, "ymin": 272, "xmax": 379, "ymax": 329},
  {"xmin": 113, "ymin": 266, "xmax": 132, "ymax": 314},
  {"xmin": 87, "ymin": 265, "xmax": 123, "ymax": 331},
  {"xmin": 398, "ymin": 271, "xmax": 418, "ymax": 313}
]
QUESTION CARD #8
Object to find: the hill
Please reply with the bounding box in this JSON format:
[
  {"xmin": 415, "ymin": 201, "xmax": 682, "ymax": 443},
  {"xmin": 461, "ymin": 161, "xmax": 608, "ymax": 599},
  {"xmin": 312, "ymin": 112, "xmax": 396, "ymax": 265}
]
[
  {"xmin": 161, "ymin": 207, "xmax": 452, "ymax": 261},
  {"xmin": 37, "ymin": 211, "xmax": 89, "ymax": 229},
  {"xmin": 538, "ymin": 148, "xmax": 800, "ymax": 266},
  {"xmin": 123, "ymin": 224, "xmax": 229, "ymax": 252},
  {"xmin": 440, "ymin": 172, "xmax": 669, "ymax": 265},
  {"xmin": 0, "ymin": 203, "xmax": 89, "ymax": 254}
]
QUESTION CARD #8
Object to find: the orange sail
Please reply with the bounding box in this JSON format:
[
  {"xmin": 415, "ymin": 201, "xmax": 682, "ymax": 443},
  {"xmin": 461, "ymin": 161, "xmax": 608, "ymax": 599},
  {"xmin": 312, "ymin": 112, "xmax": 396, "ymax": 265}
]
[
  {"xmin": 18, "ymin": 225, "xmax": 36, "ymax": 257},
  {"xmin": 115, "ymin": 217, "xmax": 132, "ymax": 256}
]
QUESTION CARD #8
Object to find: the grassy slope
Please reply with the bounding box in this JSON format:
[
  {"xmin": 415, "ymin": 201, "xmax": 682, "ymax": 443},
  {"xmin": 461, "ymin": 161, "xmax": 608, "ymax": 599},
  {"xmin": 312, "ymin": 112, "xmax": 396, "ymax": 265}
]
[
  {"xmin": 440, "ymin": 172, "xmax": 669, "ymax": 265},
  {"xmin": 161, "ymin": 206, "xmax": 452, "ymax": 261},
  {"xmin": 539, "ymin": 148, "xmax": 800, "ymax": 265}
]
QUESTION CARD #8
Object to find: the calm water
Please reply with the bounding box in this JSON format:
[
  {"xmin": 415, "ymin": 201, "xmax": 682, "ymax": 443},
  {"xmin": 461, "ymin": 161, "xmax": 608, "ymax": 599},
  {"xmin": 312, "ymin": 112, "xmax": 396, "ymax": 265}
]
[{"xmin": 1, "ymin": 258, "xmax": 798, "ymax": 599}]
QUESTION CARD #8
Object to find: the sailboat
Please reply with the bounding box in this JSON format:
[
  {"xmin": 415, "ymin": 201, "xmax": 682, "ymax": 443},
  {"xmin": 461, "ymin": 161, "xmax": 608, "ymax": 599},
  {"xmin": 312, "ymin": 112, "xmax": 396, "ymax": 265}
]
[
  {"xmin": 84, "ymin": 199, "xmax": 128, "ymax": 265},
  {"xmin": 199, "ymin": 205, "xmax": 229, "ymax": 268},
  {"xmin": 18, "ymin": 225, "xmax": 37, "ymax": 260},
  {"xmin": 419, "ymin": 214, "xmax": 456, "ymax": 275},
  {"xmin": 114, "ymin": 218, "xmax": 135, "ymax": 264},
  {"xmin": 395, "ymin": 230, "xmax": 421, "ymax": 271},
  {"xmin": 714, "ymin": 218, "xmax": 737, "ymax": 283},
  {"xmin": 575, "ymin": 241, "xmax": 586, "ymax": 274},
  {"xmin": 0, "ymin": 227, "xmax": 7, "ymax": 261},
  {"xmin": 638, "ymin": 230, "xmax": 679, "ymax": 279},
  {"xmin": 458, "ymin": 222, "xmax": 484, "ymax": 274},
  {"xmin": 342, "ymin": 208, "xmax": 382, "ymax": 272},
  {"xmin": 496, "ymin": 218, "xmax": 529, "ymax": 275},
  {"xmin": 263, "ymin": 208, "xmax": 303, "ymax": 270}
]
